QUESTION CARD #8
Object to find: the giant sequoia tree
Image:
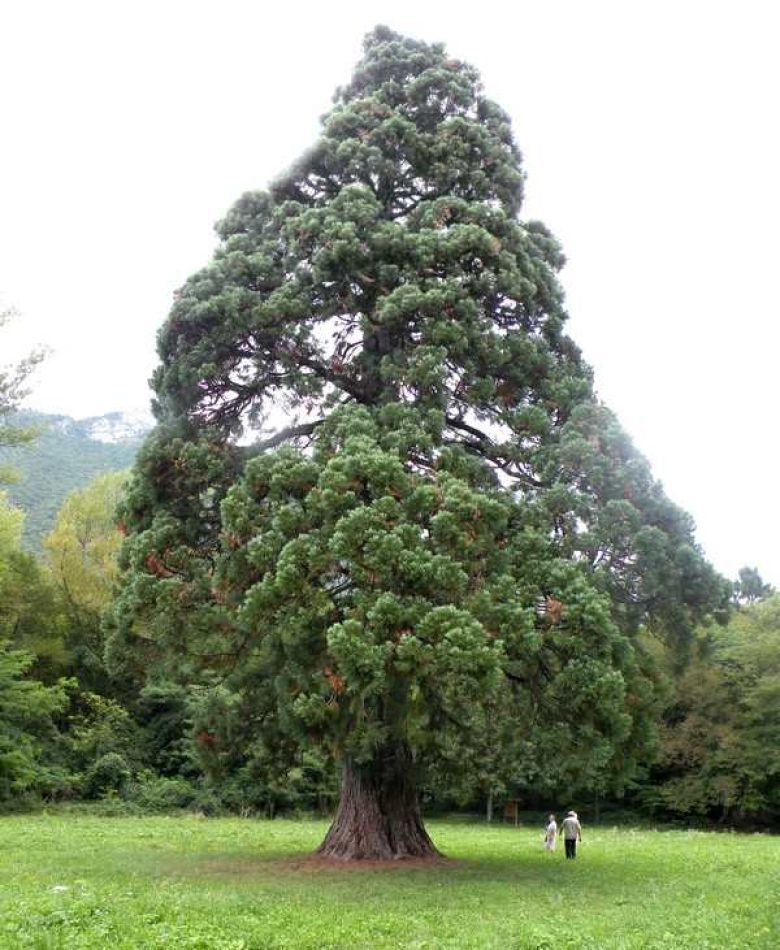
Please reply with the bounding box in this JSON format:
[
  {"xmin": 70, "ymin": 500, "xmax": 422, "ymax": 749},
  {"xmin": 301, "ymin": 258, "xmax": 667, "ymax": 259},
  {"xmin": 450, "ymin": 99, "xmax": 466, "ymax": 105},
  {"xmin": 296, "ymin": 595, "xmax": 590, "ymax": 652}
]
[{"xmin": 113, "ymin": 28, "xmax": 727, "ymax": 859}]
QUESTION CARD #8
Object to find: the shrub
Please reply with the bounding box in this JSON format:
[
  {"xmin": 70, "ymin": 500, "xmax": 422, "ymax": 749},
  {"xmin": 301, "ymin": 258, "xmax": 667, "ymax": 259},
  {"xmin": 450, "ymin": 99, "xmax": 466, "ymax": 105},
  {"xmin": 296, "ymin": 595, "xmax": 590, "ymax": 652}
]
[
  {"xmin": 128, "ymin": 772, "xmax": 199, "ymax": 811},
  {"xmin": 83, "ymin": 752, "xmax": 132, "ymax": 799}
]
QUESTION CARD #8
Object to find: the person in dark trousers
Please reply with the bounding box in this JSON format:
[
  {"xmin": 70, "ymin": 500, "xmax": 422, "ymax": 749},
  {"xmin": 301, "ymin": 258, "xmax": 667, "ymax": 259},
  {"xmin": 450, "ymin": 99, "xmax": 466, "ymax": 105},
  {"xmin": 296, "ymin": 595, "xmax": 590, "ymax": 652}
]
[{"xmin": 561, "ymin": 810, "xmax": 582, "ymax": 859}]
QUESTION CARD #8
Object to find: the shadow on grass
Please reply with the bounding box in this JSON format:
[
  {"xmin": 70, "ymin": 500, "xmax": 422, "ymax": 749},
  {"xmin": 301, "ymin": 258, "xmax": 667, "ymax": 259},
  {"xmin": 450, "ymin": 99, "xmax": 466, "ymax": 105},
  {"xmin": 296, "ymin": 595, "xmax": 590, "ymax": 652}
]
[
  {"xmin": 156, "ymin": 847, "xmax": 647, "ymax": 896},
  {"xmin": 161, "ymin": 851, "xmax": 457, "ymax": 879}
]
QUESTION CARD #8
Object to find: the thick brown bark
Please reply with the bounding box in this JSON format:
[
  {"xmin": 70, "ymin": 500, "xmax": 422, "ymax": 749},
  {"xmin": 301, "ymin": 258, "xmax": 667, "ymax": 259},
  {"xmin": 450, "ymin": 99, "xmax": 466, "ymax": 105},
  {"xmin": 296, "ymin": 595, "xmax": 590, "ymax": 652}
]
[{"xmin": 317, "ymin": 745, "xmax": 440, "ymax": 860}]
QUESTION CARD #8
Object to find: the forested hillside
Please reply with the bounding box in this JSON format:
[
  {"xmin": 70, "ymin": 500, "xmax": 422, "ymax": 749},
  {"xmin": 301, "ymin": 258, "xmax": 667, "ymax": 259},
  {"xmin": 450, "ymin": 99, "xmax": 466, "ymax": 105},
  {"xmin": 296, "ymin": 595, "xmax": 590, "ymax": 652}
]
[{"xmin": 0, "ymin": 411, "xmax": 150, "ymax": 548}]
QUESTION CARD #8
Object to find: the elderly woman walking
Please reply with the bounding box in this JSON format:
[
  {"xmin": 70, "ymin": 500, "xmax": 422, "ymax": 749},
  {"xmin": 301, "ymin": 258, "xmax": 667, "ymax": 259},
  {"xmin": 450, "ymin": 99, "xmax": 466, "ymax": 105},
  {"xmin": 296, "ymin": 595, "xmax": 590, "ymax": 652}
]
[{"xmin": 544, "ymin": 814, "xmax": 558, "ymax": 852}]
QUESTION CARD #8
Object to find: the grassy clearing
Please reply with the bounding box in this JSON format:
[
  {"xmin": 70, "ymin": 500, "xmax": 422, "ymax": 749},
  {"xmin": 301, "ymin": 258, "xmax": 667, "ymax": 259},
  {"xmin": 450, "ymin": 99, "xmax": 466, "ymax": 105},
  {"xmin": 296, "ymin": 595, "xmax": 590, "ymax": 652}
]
[{"xmin": 0, "ymin": 814, "xmax": 777, "ymax": 948}]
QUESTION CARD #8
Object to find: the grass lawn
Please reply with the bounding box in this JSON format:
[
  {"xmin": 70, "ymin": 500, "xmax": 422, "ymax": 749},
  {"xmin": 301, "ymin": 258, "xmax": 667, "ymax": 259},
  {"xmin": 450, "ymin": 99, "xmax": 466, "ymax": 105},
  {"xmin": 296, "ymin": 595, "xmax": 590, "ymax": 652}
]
[{"xmin": 0, "ymin": 814, "xmax": 777, "ymax": 948}]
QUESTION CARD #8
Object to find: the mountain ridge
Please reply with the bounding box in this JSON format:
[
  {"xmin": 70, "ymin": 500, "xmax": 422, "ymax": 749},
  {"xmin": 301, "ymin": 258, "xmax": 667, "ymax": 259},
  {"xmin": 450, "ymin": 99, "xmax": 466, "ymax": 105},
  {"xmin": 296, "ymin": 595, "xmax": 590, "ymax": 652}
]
[{"xmin": 1, "ymin": 409, "xmax": 153, "ymax": 549}]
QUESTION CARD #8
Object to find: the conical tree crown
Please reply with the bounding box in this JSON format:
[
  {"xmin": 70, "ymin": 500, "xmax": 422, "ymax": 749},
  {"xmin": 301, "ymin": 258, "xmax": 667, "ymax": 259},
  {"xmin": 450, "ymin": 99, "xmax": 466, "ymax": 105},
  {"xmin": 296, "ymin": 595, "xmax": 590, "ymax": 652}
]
[
  {"xmin": 111, "ymin": 30, "xmax": 729, "ymax": 839},
  {"xmin": 153, "ymin": 27, "xmax": 589, "ymax": 494}
]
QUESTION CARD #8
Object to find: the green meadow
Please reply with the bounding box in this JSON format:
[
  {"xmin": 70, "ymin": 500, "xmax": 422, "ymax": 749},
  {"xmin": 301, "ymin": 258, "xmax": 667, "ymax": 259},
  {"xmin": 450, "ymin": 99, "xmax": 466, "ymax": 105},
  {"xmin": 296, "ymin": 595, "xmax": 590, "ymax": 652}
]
[{"xmin": 0, "ymin": 815, "xmax": 777, "ymax": 948}]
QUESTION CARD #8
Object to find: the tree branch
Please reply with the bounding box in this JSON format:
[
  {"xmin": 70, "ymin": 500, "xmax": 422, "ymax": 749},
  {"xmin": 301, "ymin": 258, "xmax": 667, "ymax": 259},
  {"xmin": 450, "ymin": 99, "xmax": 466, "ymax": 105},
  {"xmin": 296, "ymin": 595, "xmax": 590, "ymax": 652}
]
[
  {"xmin": 253, "ymin": 419, "xmax": 325, "ymax": 452},
  {"xmin": 445, "ymin": 414, "xmax": 492, "ymax": 443}
]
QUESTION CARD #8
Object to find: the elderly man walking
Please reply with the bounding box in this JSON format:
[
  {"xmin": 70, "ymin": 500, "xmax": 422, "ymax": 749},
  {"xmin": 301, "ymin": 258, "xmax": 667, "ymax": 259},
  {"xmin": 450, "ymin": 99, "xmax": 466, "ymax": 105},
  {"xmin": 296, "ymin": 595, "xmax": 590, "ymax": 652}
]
[{"xmin": 562, "ymin": 811, "xmax": 582, "ymax": 859}]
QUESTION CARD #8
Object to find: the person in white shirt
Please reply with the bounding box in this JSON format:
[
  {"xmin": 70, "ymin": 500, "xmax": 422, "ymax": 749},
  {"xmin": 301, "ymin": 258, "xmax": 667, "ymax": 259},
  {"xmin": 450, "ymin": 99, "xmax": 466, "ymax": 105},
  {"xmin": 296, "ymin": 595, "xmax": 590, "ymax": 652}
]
[
  {"xmin": 544, "ymin": 814, "xmax": 558, "ymax": 851},
  {"xmin": 561, "ymin": 810, "xmax": 582, "ymax": 859}
]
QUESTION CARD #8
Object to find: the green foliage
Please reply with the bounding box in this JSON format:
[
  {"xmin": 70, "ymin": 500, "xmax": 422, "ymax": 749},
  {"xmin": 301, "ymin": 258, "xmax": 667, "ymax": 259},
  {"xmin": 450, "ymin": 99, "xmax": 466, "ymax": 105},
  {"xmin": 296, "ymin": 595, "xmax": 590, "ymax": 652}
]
[
  {"xmin": 0, "ymin": 491, "xmax": 24, "ymax": 580},
  {"xmin": 45, "ymin": 471, "xmax": 127, "ymax": 614},
  {"xmin": 116, "ymin": 404, "xmax": 661, "ymax": 808},
  {"xmin": 0, "ymin": 535, "xmax": 71, "ymax": 684},
  {"xmin": 82, "ymin": 752, "xmax": 132, "ymax": 799},
  {"xmin": 0, "ymin": 640, "xmax": 68, "ymax": 801},
  {"xmin": 186, "ymin": 680, "xmax": 339, "ymax": 816},
  {"xmin": 1, "ymin": 475, "xmax": 156, "ymax": 809},
  {"xmin": 553, "ymin": 403, "xmax": 730, "ymax": 653},
  {"xmin": 134, "ymin": 682, "xmax": 192, "ymax": 777},
  {"xmin": 649, "ymin": 595, "xmax": 780, "ymax": 822},
  {"xmin": 733, "ymin": 565, "xmax": 774, "ymax": 605},
  {"xmin": 64, "ymin": 692, "xmax": 141, "ymax": 772},
  {"xmin": 0, "ymin": 491, "xmax": 71, "ymax": 803},
  {"xmin": 114, "ymin": 27, "xmax": 726, "ymax": 827},
  {"xmin": 44, "ymin": 471, "xmax": 127, "ymax": 693},
  {"xmin": 126, "ymin": 772, "xmax": 201, "ymax": 812}
]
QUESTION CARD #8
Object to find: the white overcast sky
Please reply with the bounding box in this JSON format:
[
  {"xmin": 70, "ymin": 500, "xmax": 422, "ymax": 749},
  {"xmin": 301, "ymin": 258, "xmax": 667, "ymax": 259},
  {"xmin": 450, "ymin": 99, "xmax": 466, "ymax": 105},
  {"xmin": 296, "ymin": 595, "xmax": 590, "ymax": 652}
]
[{"xmin": 2, "ymin": 0, "xmax": 778, "ymax": 585}]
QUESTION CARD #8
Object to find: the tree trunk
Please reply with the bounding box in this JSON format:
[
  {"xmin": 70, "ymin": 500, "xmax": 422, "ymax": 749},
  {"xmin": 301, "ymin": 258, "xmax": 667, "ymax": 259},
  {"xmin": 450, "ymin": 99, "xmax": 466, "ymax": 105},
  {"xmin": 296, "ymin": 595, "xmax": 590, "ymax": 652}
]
[{"xmin": 317, "ymin": 745, "xmax": 439, "ymax": 860}]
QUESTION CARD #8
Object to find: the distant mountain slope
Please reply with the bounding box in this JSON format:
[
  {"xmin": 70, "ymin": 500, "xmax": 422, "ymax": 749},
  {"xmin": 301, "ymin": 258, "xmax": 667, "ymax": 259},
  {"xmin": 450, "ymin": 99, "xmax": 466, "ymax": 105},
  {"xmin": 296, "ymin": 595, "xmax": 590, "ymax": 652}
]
[{"xmin": 0, "ymin": 410, "xmax": 153, "ymax": 549}]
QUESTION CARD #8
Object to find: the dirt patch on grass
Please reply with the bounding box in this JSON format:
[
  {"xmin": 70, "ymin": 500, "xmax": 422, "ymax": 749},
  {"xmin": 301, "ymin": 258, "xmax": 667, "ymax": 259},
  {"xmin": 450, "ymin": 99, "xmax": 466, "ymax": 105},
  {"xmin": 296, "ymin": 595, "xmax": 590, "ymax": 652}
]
[
  {"xmin": 173, "ymin": 852, "xmax": 457, "ymax": 879},
  {"xmin": 283, "ymin": 853, "xmax": 457, "ymax": 873}
]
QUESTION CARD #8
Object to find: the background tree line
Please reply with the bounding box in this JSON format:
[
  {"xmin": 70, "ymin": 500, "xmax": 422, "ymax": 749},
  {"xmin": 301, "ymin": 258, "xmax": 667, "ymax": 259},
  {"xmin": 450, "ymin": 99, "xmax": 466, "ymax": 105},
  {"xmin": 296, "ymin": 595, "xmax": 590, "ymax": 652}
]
[{"xmin": 1, "ymin": 464, "xmax": 777, "ymax": 824}]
